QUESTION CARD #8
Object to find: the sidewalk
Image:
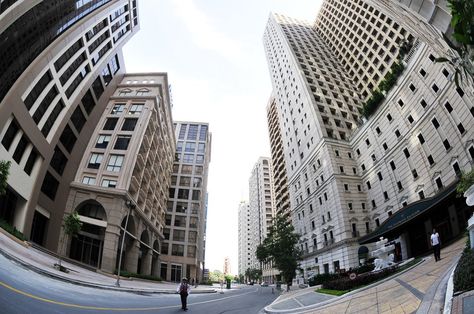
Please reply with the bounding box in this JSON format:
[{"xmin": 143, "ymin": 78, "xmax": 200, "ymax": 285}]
[
  {"xmin": 265, "ymin": 237, "xmax": 466, "ymax": 313},
  {"xmin": 0, "ymin": 228, "xmax": 216, "ymax": 294}
]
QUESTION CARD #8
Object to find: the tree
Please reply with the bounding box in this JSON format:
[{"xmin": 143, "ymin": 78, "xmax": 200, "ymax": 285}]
[
  {"xmin": 436, "ymin": 0, "xmax": 474, "ymax": 88},
  {"xmin": 209, "ymin": 269, "xmax": 224, "ymax": 283},
  {"xmin": 244, "ymin": 267, "xmax": 262, "ymax": 282},
  {"xmin": 57, "ymin": 211, "xmax": 82, "ymax": 271},
  {"xmin": 256, "ymin": 215, "xmax": 302, "ymax": 290},
  {"xmin": 457, "ymin": 168, "xmax": 474, "ymax": 196},
  {"xmin": 0, "ymin": 160, "xmax": 11, "ymax": 196}
]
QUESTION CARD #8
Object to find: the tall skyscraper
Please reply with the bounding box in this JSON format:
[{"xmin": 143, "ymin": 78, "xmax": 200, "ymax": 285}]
[
  {"xmin": 162, "ymin": 122, "xmax": 211, "ymax": 282},
  {"xmin": 267, "ymin": 96, "xmax": 291, "ymax": 218},
  {"xmin": 0, "ymin": 0, "xmax": 139, "ymax": 251},
  {"xmin": 264, "ymin": 0, "xmax": 473, "ymax": 278},
  {"xmin": 61, "ymin": 73, "xmax": 175, "ymax": 275},
  {"xmin": 238, "ymin": 201, "xmax": 251, "ymax": 277}
]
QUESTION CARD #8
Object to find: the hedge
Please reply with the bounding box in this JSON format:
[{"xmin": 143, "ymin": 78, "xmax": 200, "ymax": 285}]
[
  {"xmin": 453, "ymin": 244, "xmax": 474, "ymax": 292},
  {"xmin": 322, "ymin": 266, "xmax": 398, "ymax": 291},
  {"xmin": 308, "ymin": 263, "xmax": 375, "ymax": 286},
  {"xmin": 114, "ymin": 270, "xmax": 162, "ymax": 282},
  {"xmin": 0, "ymin": 218, "xmax": 26, "ymax": 241}
]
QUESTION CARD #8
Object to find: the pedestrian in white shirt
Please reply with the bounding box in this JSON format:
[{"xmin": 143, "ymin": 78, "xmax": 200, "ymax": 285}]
[{"xmin": 430, "ymin": 229, "xmax": 441, "ymax": 262}]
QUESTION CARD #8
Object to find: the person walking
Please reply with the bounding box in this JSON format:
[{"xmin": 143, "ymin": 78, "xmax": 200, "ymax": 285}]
[
  {"xmin": 177, "ymin": 277, "xmax": 191, "ymax": 311},
  {"xmin": 430, "ymin": 229, "xmax": 441, "ymax": 261}
]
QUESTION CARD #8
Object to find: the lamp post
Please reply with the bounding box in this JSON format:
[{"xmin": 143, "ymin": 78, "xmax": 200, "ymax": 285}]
[{"xmin": 116, "ymin": 200, "xmax": 134, "ymax": 287}]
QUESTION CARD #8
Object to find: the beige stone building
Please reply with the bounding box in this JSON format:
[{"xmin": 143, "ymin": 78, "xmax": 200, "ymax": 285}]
[
  {"xmin": 0, "ymin": 0, "xmax": 139, "ymax": 252},
  {"xmin": 60, "ymin": 73, "xmax": 175, "ymax": 275},
  {"xmin": 238, "ymin": 201, "xmax": 251, "ymax": 276},
  {"xmin": 161, "ymin": 121, "xmax": 211, "ymax": 282},
  {"xmin": 263, "ymin": 0, "xmax": 474, "ymax": 280}
]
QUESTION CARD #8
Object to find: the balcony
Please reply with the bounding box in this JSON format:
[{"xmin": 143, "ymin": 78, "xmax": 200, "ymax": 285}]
[
  {"xmin": 129, "ymin": 175, "xmax": 140, "ymax": 194},
  {"xmin": 352, "ymin": 231, "xmax": 360, "ymax": 238},
  {"xmin": 323, "ymin": 238, "xmax": 335, "ymax": 247}
]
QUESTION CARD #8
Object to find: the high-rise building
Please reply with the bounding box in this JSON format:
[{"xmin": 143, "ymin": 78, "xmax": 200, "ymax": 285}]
[
  {"xmin": 0, "ymin": 0, "xmax": 139, "ymax": 251},
  {"xmin": 61, "ymin": 73, "xmax": 175, "ymax": 275},
  {"xmin": 238, "ymin": 201, "xmax": 251, "ymax": 277},
  {"xmin": 263, "ymin": 0, "xmax": 473, "ymax": 278},
  {"xmin": 267, "ymin": 96, "xmax": 291, "ymax": 218},
  {"xmin": 248, "ymin": 157, "xmax": 278, "ymax": 282},
  {"xmin": 223, "ymin": 256, "xmax": 231, "ymax": 275},
  {"xmin": 162, "ymin": 121, "xmax": 211, "ymax": 282}
]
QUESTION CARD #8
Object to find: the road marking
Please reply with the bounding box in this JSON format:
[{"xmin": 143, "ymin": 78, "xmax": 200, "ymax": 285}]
[{"xmin": 0, "ymin": 280, "xmax": 259, "ymax": 311}]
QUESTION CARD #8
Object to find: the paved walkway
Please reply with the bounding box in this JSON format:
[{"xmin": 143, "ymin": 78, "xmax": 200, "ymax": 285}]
[
  {"xmin": 452, "ymin": 290, "xmax": 474, "ymax": 314},
  {"xmin": 265, "ymin": 237, "xmax": 466, "ymax": 313},
  {"xmin": 0, "ymin": 228, "xmax": 217, "ymax": 294}
]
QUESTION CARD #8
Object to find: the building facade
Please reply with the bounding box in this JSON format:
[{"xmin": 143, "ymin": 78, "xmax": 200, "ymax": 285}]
[
  {"xmin": 263, "ymin": 0, "xmax": 474, "ymax": 278},
  {"xmin": 238, "ymin": 201, "xmax": 251, "ymax": 277},
  {"xmin": 161, "ymin": 121, "xmax": 211, "ymax": 282},
  {"xmin": 0, "ymin": 0, "xmax": 139, "ymax": 252},
  {"xmin": 60, "ymin": 73, "xmax": 175, "ymax": 275},
  {"xmin": 267, "ymin": 96, "xmax": 291, "ymax": 218},
  {"xmin": 248, "ymin": 157, "xmax": 277, "ymax": 282}
]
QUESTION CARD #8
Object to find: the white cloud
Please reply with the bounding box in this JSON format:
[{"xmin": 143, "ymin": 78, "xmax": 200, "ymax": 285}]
[{"xmin": 172, "ymin": 0, "xmax": 244, "ymax": 60}]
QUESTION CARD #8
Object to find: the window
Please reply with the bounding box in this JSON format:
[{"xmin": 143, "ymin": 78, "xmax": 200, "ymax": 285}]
[
  {"xmin": 409, "ymin": 84, "xmax": 416, "ymax": 92},
  {"xmin": 199, "ymin": 125, "xmax": 208, "ymax": 141},
  {"xmin": 407, "ymin": 115, "xmax": 414, "ymax": 124},
  {"xmin": 375, "ymin": 218, "xmax": 380, "ymax": 227},
  {"xmin": 122, "ymin": 118, "xmax": 138, "ymax": 131},
  {"xmin": 427, "ymin": 155, "xmax": 435, "ymax": 165},
  {"xmin": 432, "ymin": 118, "xmax": 440, "ymax": 129},
  {"xmin": 12, "ymin": 135, "xmax": 28, "ymax": 164},
  {"xmin": 107, "ymin": 154, "xmax": 124, "ymax": 172},
  {"xmin": 193, "ymin": 178, "xmax": 202, "ymax": 188},
  {"xmin": 435, "ymin": 177, "xmax": 443, "ymax": 189},
  {"xmin": 184, "ymin": 142, "xmax": 196, "ymax": 152},
  {"xmin": 390, "ymin": 161, "xmax": 396, "ymax": 170},
  {"xmin": 41, "ymin": 171, "xmax": 59, "ymax": 200},
  {"xmin": 383, "ymin": 191, "xmax": 389, "ymax": 200},
  {"xmin": 187, "ymin": 124, "xmax": 198, "ymax": 140},
  {"xmin": 457, "ymin": 87, "xmax": 465, "ymax": 97},
  {"xmin": 419, "ymin": 68, "xmax": 426, "ymax": 77},
  {"xmin": 114, "ymin": 136, "xmax": 131, "ymax": 150},
  {"xmin": 398, "ymin": 99, "xmax": 404, "ymax": 107},
  {"xmin": 111, "ymin": 104, "xmax": 125, "ymax": 114},
  {"xmin": 82, "ymin": 176, "xmax": 96, "ymax": 185},
  {"xmin": 443, "ymin": 139, "xmax": 451, "ymax": 150},
  {"xmin": 403, "ymin": 148, "xmax": 410, "ymax": 158},
  {"xmin": 397, "ymin": 181, "xmax": 403, "ymax": 191},
  {"xmin": 88, "ymin": 153, "xmax": 103, "ymax": 169},
  {"xmin": 395, "ymin": 129, "xmax": 401, "ymax": 138},
  {"xmin": 50, "ymin": 146, "xmax": 68, "ymax": 175},
  {"xmin": 382, "ymin": 142, "xmax": 388, "ymax": 150},
  {"xmin": 81, "ymin": 90, "xmax": 96, "ymax": 115},
  {"xmin": 420, "ymin": 99, "xmax": 427, "ymax": 108},
  {"xmin": 129, "ymin": 104, "xmax": 143, "ymax": 114},
  {"xmin": 377, "ymin": 172, "xmax": 383, "ymax": 181},
  {"xmin": 432, "ymin": 84, "xmax": 439, "ymax": 93},
  {"xmin": 196, "ymin": 155, "xmax": 204, "ymax": 164},
  {"xmin": 444, "ymin": 102, "xmax": 453, "ymax": 113},
  {"xmin": 178, "ymin": 189, "xmax": 189, "ymax": 200},
  {"xmin": 92, "ymin": 76, "xmax": 104, "ymax": 99},
  {"xmin": 453, "ymin": 162, "xmax": 461, "ymax": 176},
  {"xmin": 192, "ymin": 190, "xmax": 201, "ymax": 201},
  {"xmin": 366, "ymin": 181, "xmax": 372, "ymax": 190},
  {"xmin": 372, "ymin": 200, "xmax": 376, "ymax": 208},
  {"xmin": 418, "ymin": 134, "xmax": 425, "ymax": 144},
  {"xmin": 60, "ymin": 125, "xmax": 77, "ymax": 153},
  {"xmin": 2, "ymin": 119, "xmax": 20, "ymax": 151},
  {"xmin": 412, "ymin": 169, "xmax": 418, "ymax": 179},
  {"xmin": 42, "ymin": 100, "xmax": 64, "ymax": 137},
  {"xmin": 24, "ymin": 149, "xmax": 38, "ymax": 175},
  {"xmin": 171, "ymin": 244, "xmax": 184, "ymax": 256},
  {"xmin": 96, "ymin": 135, "xmax": 111, "ymax": 148},
  {"xmin": 103, "ymin": 118, "xmax": 118, "ymax": 130},
  {"xmin": 386, "ymin": 113, "xmax": 393, "ymax": 122},
  {"xmin": 458, "ymin": 123, "xmax": 466, "ymax": 134},
  {"xmin": 197, "ymin": 143, "xmax": 205, "ymax": 153},
  {"xmin": 101, "ymin": 179, "xmax": 117, "ymax": 188},
  {"xmin": 183, "ymin": 154, "xmax": 194, "ymax": 163}
]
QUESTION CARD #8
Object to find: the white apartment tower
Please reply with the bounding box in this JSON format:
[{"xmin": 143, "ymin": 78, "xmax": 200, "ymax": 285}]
[
  {"xmin": 162, "ymin": 122, "xmax": 211, "ymax": 282},
  {"xmin": 238, "ymin": 201, "xmax": 251, "ymax": 276},
  {"xmin": 264, "ymin": 0, "xmax": 474, "ymax": 277}
]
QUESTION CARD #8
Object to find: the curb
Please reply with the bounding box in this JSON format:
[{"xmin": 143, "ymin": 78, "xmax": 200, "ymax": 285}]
[
  {"xmin": 264, "ymin": 258, "xmax": 425, "ymax": 313},
  {"xmin": 0, "ymin": 248, "xmax": 216, "ymax": 294},
  {"xmin": 443, "ymin": 265, "xmax": 456, "ymax": 314}
]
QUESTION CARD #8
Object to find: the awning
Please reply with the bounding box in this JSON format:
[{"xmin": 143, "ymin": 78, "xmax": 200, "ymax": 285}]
[{"xmin": 359, "ymin": 181, "xmax": 458, "ymax": 244}]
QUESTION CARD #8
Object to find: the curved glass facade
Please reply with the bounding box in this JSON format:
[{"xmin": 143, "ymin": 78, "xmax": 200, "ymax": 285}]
[{"xmin": 0, "ymin": 0, "xmax": 112, "ymax": 104}]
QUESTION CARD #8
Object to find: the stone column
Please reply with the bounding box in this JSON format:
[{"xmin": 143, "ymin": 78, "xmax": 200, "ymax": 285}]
[
  {"xmin": 125, "ymin": 240, "xmax": 139, "ymax": 273},
  {"xmin": 468, "ymin": 215, "xmax": 474, "ymax": 250},
  {"xmin": 101, "ymin": 228, "xmax": 120, "ymax": 274},
  {"xmin": 140, "ymin": 249, "xmax": 153, "ymax": 275}
]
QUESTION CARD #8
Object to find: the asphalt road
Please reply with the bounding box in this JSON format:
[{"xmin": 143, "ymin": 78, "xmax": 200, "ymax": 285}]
[{"xmin": 0, "ymin": 253, "xmax": 278, "ymax": 314}]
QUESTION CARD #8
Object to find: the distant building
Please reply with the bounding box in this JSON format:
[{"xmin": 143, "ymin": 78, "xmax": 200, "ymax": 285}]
[
  {"xmin": 238, "ymin": 201, "xmax": 251, "ymax": 276},
  {"xmin": 223, "ymin": 256, "xmax": 231, "ymax": 275},
  {"xmin": 161, "ymin": 121, "xmax": 211, "ymax": 282},
  {"xmin": 0, "ymin": 0, "xmax": 139, "ymax": 252},
  {"xmin": 61, "ymin": 73, "xmax": 175, "ymax": 275}
]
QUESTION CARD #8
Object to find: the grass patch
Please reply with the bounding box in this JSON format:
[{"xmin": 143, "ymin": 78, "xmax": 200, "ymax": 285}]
[
  {"xmin": 316, "ymin": 288, "xmax": 349, "ymax": 296},
  {"xmin": 0, "ymin": 218, "xmax": 26, "ymax": 241}
]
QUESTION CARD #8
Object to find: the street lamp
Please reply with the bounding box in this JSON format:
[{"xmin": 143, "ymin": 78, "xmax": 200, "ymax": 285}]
[{"xmin": 116, "ymin": 199, "xmax": 135, "ymax": 287}]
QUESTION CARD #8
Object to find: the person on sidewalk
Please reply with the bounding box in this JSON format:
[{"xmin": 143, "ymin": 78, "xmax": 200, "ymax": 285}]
[
  {"xmin": 177, "ymin": 277, "xmax": 191, "ymax": 311},
  {"xmin": 430, "ymin": 229, "xmax": 441, "ymax": 262}
]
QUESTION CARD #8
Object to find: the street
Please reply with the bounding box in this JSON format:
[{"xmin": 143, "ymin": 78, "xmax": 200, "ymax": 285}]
[{"xmin": 0, "ymin": 253, "xmax": 278, "ymax": 314}]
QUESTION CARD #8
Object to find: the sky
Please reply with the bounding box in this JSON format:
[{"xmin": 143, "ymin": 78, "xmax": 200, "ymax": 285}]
[{"xmin": 123, "ymin": 0, "xmax": 323, "ymax": 274}]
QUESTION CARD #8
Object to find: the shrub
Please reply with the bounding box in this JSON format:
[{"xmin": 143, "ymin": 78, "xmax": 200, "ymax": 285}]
[
  {"xmin": 353, "ymin": 263, "xmax": 375, "ymax": 274},
  {"xmin": 362, "ymin": 90, "xmax": 385, "ymax": 118},
  {"xmin": 308, "ymin": 272, "xmax": 342, "ymax": 286},
  {"xmin": 453, "ymin": 246, "xmax": 474, "ymax": 292},
  {"xmin": 114, "ymin": 270, "xmax": 162, "ymax": 282},
  {"xmin": 322, "ymin": 266, "xmax": 397, "ymax": 291},
  {"xmin": 0, "ymin": 218, "xmax": 26, "ymax": 241}
]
